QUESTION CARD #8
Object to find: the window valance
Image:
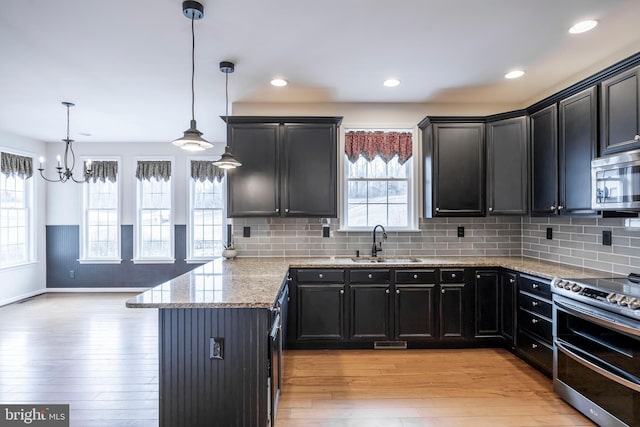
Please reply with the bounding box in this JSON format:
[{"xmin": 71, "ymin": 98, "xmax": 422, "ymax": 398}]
[
  {"xmin": 135, "ymin": 161, "xmax": 171, "ymax": 181},
  {"xmin": 1, "ymin": 152, "xmax": 33, "ymax": 179},
  {"xmin": 85, "ymin": 160, "xmax": 118, "ymax": 183},
  {"xmin": 345, "ymin": 130, "xmax": 413, "ymax": 164},
  {"xmin": 190, "ymin": 160, "xmax": 224, "ymax": 183}
]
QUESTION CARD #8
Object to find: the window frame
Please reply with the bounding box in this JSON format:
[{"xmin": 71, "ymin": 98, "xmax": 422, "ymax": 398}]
[
  {"xmin": 339, "ymin": 125, "xmax": 420, "ymax": 232},
  {"xmin": 0, "ymin": 149, "xmax": 35, "ymax": 269},
  {"xmin": 185, "ymin": 157, "xmax": 227, "ymax": 263},
  {"xmin": 133, "ymin": 157, "xmax": 175, "ymax": 264},
  {"xmin": 79, "ymin": 157, "xmax": 122, "ymax": 264}
]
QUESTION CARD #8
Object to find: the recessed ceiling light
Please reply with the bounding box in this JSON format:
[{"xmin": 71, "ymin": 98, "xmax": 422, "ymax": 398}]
[
  {"xmin": 270, "ymin": 78, "xmax": 288, "ymax": 87},
  {"xmin": 569, "ymin": 20, "xmax": 598, "ymax": 34},
  {"xmin": 505, "ymin": 70, "xmax": 525, "ymax": 79},
  {"xmin": 383, "ymin": 78, "xmax": 400, "ymax": 87}
]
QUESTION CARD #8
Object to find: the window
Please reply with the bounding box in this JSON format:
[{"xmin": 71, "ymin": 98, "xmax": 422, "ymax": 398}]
[
  {"xmin": 0, "ymin": 151, "xmax": 33, "ymax": 267},
  {"xmin": 188, "ymin": 160, "xmax": 225, "ymax": 260},
  {"xmin": 135, "ymin": 160, "xmax": 173, "ymax": 262},
  {"xmin": 343, "ymin": 129, "xmax": 416, "ymax": 230},
  {"xmin": 81, "ymin": 160, "xmax": 120, "ymax": 262}
]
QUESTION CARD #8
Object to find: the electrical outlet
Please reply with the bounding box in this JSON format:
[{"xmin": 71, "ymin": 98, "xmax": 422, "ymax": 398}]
[
  {"xmin": 210, "ymin": 338, "xmax": 223, "ymax": 360},
  {"xmin": 546, "ymin": 227, "xmax": 553, "ymax": 240},
  {"xmin": 457, "ymin": 226, "xmax": 464, "ymax": 237},
  {"xmin": 243, "ymin": 226, "xmax": 251, "ymax": 238},
  {"xmin": 322, "ymin": 225, "xmax": 330, "ymax": 238},
  {"xmin": 69, "ymin": 270, "xmax": 75, "ymax": 279},
  {"xmin": 603, "ymin": 230, "xmax": 612, "ymax": 246}
]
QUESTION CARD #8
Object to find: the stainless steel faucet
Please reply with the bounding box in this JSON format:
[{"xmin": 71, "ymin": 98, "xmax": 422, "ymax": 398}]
[{"xmin": 371, "ymin": 224, "xmax": 387, "ymax": 257}]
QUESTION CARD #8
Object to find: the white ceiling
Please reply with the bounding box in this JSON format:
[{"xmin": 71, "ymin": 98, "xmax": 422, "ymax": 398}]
[{"xmin": 1, "ymin": 0, "xmax": 640, "ymax": 148}]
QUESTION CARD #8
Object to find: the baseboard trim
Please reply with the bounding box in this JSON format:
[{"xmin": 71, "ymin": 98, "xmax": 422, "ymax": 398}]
[
  {"xmin": 46, "ymin": 287, "xmax": 150, "ymax": 293},
  {"xmin": 0, "ymin": 289, "xmax": 47, "ymax": 307}
]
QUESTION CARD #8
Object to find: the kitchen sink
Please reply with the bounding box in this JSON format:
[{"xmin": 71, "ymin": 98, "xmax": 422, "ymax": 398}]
[{"xmin": 350, "ymin": 257, "xmax": 422, "ymax": 263}]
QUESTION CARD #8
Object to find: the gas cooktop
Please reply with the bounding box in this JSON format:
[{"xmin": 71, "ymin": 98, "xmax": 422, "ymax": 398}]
[{"xmin": 551, "ymin": 273, "xmax": 640, "ymax": 318}]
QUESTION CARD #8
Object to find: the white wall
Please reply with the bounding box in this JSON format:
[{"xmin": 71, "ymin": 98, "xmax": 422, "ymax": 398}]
[{"xmin": 0, "ymin": 131, "xmax": 47, "ymax": 305}]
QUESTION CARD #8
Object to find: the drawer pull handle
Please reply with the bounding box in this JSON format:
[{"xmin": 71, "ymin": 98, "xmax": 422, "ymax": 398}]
[
  {"xmin": 319, "ymin": 273, "xmax": 323, "ymax": 279},
  {"xmin": 532, "ymin": 284, "xmax": 539, "ymax": 289},
  {"xmin": 368, "ymin": 274, "xmax": 373, "ymax": 279},
  {"xmin": 531, "ymin": 301, "xmax": 538, "ymax": 307},
  {"xmin": 413, "ymin": 274, "xmax": 418, "ymax": 279},
  {"xmin": 531, "ymin": 318, "xmax": 539, "ymax": 324},
  {"xmin": 531, "ymin": 343, "xmax": 538, "ymax": 349}
]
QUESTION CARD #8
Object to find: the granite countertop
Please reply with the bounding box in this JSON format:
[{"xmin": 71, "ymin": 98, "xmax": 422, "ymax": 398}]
[{"xmin": 126, "ymin": 256, "xmax": 616, "ymax": 310}]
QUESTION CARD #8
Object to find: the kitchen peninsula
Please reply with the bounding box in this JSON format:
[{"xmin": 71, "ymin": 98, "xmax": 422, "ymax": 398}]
[{"xmin": 127, "ymin": 256, "xmax": 612, "ymax": 427}]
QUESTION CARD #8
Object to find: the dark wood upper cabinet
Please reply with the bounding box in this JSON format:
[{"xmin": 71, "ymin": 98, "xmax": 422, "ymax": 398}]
[
  {"xmin": 225, "ymin": 116, "xmax": 342, "ymax": 218},
  {"xmin": 486, "ymin": 115, "xmax": 529, "ymax": 215},
  {"xmin": 420, "ymin": 117, "xmax": 485, "ymax": 217},
  {"xmin": 530, "ymin": 104, "xmax": 558, "ymax": 216},
  {"xmin": 558, "ymin": 86, "xmax": 598, "ymax": 215},
  {"xmin": 600, "ymin": 64, "xmax": 640, "ymax": 155}
]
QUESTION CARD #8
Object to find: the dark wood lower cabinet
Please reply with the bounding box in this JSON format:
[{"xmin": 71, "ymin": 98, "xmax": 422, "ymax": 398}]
[
  {"xmin": 516, "ymin": 275, "xmax": 553, "ymax": 376},
  {"xmin": 394, "ymin": 284, "xmax": 436, "ymax": 340},
  {"xmin": 439, "ymin": 284, "xmax": 466, "ymax": 340},
  {"xmin": 474, "ymin": 270, "xmax": 500, "ymax": 338},
  {"xmin": 297, "ymin": 284, "xmax": 345, "ymax": 341},
  {"xmin": 349, "ymin": 284, "xmax": 391, "ymax": 340},
  {"xmin": 500, "ymin": 271, "xmax": 517, "ymax": 348}
]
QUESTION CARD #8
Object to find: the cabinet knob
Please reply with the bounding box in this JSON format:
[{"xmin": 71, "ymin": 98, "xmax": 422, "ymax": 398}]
[
  {"xmin": 550, "ymin": 205, "xmax": 556, "ymax": 211},
  {"xmin": 509, "ymin": 278, "xmax": 516, "ymax": 284},
  {"xmin": 476, "ymin": 275, "xmax": 480, "ymax": 279},
  {"xmin": 396, "ymin": 289, "xmax": 400, "ymax": 294},
  {"xmin": 368, "ymin": 274, "xmax": 373, "ymax": 279},
  {"xmin": 635, "ymin": 134, "xmax": 640, "ymax": 141},
  {"xmin": 532, "ymin": 301, "xmax": 538, "ymax": 307},
  {"xmin": 318, "ymin": 273, "xmax": 323, "ymax": 278},
  {"xmin": 275, "ymin": 208, "xmax": 280, "ymax": 213},
  {"xmin": 531, "ymin": 343, "xmax": 538, "ymax": 349},
  {"xmin": 531, "ymin": 318, "xmax": 539, "ymax": 324},
  {"xmin": 557, "ymin": 205, "xmax": 564, "ymax": 210},
  {"xmin": 385, "ymin": 289, "xmax": 390, "ymax": 294},
  {"xmin": 287, "ymin": 275, "xmax": 292, "ymax": 282},
  {"xmin": 451, "ymin": 273, "xmax": 456, "ymax": 278},
  {"xmin": 435, "ymin": 207, "xmax": 440, "ymax": 212},
  {"xmin": 489, "ymin": 207, "xmax": 493, "ymax": 212},
  {"xmin": 339, "ymin": 289, "xmax": 344, "ymax": 295},
  {"xmin": 413, "ymin": 274, "xmax": 418, "ymax": 279},
  {"xmin": 285, "ymin": 208, "xmax": 289, "ymax": 213},
  {"xmin": 441, "ymin": 289, "xmax": 445, "ymax": 294}
]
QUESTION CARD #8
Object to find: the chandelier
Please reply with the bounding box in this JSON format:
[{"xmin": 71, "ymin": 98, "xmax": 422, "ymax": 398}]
[{"xmin": 38, "ymin": 102, "xmax": 92, "ymax": 183}]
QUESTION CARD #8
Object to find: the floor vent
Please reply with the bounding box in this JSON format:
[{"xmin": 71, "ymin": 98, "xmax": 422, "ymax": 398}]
[{"xmin": 374, "ymin": 341, "xmax": 407, "ymax": 350}]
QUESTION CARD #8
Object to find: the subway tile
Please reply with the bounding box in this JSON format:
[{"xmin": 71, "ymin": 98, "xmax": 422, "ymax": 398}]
[
  {"xmin": 570, "ymin": 249, "xmax": 597, "ymax": 261},
  {"xmin": 571, "ymin": 234, "xmax": 598, "ymax": 243},
  {"xmin": 570, "ymin": 218, "xmax": 597, "ymax": 226},
  {"xmin": 613, "ymin": 246, "xmax": 640, "ymax": 257},
  {"xmin": 598, "ymin": 253, "xmax": 630, "ymax": 265},
  {"xmin": 557, "ymin": 255, "xmax": 584, "ymax": 268},
  {"xmin": 597, "ymin": 218, "xmax": 625, "ymax": 227},
  {"xmin": 559, "ymin": 225, "xmax": 584, "ymax": 233}
]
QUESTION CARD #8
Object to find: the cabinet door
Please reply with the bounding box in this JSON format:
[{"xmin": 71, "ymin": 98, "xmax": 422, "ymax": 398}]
[
  {"xmin": 558, "ymin": 86, "xmax": 597, "ymax": 215},
  {"xmin": 432, "ymin": 123, "xmax": 485, "ymax": 216},
  {"xmin": 297, "ymin": 284, "xmax": 345, "ymax": 340},
  {"xmin": 282, "ymin": 123, "xmax": 337, "ymax": 217},
  {"xmin": 600, "ymin": 65, "xmax": 640, "ymax": 155},
  {"xmin": 530, "ymin": 105, "xmax": 559, "ymax": 215},
  {"xmin": 394, "ymin": 284, "xmax": 436, "ymax": 340},
  {"xmin": 227, "ymin": 123, "xmax": 280, "ymax": 217},
  {"xmin": 439, "ymin": 284, "xmax": 466, "ymax": 339},
  {"xmin": 500, "ymin": 272, "xmax": 517, "ymax": 345},
  {"xmin": 349, "ymin": 284, "xmax": 390, "ymax": 340},
  {"xmin": 474, "ymin": 271, "xmax": 500, "ymax": 337},
  {"xmin": 486, "ymin": 116, "xmax": 528, "ymax": 215}
]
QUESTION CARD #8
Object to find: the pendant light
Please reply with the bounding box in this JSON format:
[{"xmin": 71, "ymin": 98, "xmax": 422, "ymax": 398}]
[
  {"xmin": 38, "ymin": 102, "xmax": 92, "ymax": 183},
  {"xmin": 172, "ymin": 1, "xmax": 212, "ymax": 151},
  {"xmin": 213, "ymin": 61, "xmax": 242, "ymax": 169}
]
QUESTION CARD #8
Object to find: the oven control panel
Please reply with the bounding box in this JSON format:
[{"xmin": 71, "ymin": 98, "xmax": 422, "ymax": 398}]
[{"xmin": 551, "ymin": 277, "xmax": 640, "ymax": 312}]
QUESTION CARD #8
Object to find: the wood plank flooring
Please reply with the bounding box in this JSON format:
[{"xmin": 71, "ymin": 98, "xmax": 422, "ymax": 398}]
[{"xmin": 0, "ymin": 293, "xmax": 594, "ymax": 426}]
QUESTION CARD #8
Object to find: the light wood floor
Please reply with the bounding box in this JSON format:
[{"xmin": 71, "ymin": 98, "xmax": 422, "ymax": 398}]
[{"xmin": 0, "ymin": 293, "xmax": 594, "ymax": 427}]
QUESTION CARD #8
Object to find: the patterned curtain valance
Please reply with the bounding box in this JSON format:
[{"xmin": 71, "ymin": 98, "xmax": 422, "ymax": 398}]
[
  {"xmin": 1, "ymin": 152, "xmax": 33, "ymax": 179},
  {"xmin": 135, "ymin": 160, "xmax": 171, "ymax": 181},
  {"xmin": 190, "ymin": 160, "xmax": 224, "ymax": 183},
  {"xmin": 85, "ymin": 160, "xmax": 118, "ymax": 183},
  {"xmin": 345, "ymin": 130, "xmax": 413, "ymax": 165}
]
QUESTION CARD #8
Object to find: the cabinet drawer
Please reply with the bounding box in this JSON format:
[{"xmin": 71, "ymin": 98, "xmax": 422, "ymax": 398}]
[
  {"xmin": 517, "ymin": 330, "xmax": 553, "ymax": 376},
  {"xmin": 518, "ymin": 292, "xmax": 552, "ymax": 318},
  {"xmin": 395, "ymin": 269, "xmax": 436, "ymax": 284},
  {"xmin": 350, "ymin": 269, "xmax": 390, "ymax": 283},
  {"xmin": 518, "ymin": 309, "xmax": 552, "ymax": 343},
  {"xmin": 297, "ymin": 269, "xmax": 345, "ymax": 283},
  {"xmin": 519, "ymin": 275, "xmax": 551, "ymax": 299},
  {"xmin": 440, "ymin": 269, "xmax": 465, "ymax": 283}
]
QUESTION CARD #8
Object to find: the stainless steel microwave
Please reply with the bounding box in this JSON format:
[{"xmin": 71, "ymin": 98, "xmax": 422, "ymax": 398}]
[{"xmin": 592, "ymin": 149, "xmax": 640, "ymax": 210}]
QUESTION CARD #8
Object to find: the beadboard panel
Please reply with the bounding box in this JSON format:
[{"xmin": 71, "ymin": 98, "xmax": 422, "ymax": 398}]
[
  {"xmin": 158, "ymin": 308, "xmax": 270, "ymax": 427},
  {"xmin": 46, "ymin": 225, "xmax": 203, "ymax": 288}
]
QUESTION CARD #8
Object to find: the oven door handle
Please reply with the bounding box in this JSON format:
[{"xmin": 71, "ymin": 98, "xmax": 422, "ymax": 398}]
[
  {"xmin": 556, "ymin": 341, "xmax": 640, "ymax": 392},
  {"xmin": 554, "ymin": 297, "xmax": 640, "ymax": 338}
]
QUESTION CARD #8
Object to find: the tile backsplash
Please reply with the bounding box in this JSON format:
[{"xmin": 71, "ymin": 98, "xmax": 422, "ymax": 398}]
[
  {"xmin": 522, "ymin": 216, "xmax": 640, "ymax": 275},
  {"xmin": 230, "ymin": 217, "xmax": 522, "ymax": 258}
]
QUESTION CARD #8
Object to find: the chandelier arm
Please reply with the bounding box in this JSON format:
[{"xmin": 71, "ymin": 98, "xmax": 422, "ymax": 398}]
[{"xmin": 38, "ymin": 169, "xmax": 64, "ymax": 183}]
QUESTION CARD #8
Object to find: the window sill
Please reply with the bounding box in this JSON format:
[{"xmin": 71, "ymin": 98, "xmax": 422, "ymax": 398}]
[
  {"xmin": 132, "ymin": 259, "xmax": 176, "ymax": 265},
  {"xmin": 185, "ymin": 258, "xmax": 215, "ymax": 264},
  {"xmin": 0, "ymin": 260, "xmax": 38, "ymax": 272},
  {"xmin": 78, "ymin": 259, "xmax": 122, "ymax": 265}
]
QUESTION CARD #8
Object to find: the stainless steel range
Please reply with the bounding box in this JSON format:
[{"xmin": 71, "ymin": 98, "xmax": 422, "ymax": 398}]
[{"xmin": 551, "ymin": 273, "xmax": 640, "ymax": 427}]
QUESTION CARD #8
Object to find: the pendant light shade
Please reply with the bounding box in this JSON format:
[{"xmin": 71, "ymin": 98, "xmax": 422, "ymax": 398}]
[
  {"xmin": 213, "ymin": 61, "xmax": 242, "ymax": 169},
  {"xmin": 173, "ymin": 1, "xmax": 212, "ymax": 151}
]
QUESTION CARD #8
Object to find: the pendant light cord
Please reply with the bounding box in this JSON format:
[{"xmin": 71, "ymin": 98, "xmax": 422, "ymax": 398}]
[
  {"xmin": 225, "ymin": 69, "xmax": 229, "ymax": 117},
  {"xmin": 191, "ymin": 14, "xmax": 195, "ymax": 122}
]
